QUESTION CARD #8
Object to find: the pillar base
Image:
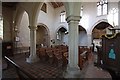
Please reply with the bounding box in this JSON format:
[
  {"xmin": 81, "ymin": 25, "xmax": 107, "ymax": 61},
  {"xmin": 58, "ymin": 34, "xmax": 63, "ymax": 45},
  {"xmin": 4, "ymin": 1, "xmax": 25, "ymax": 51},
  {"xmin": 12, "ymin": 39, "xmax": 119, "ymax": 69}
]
[
  {"xmin": 63, "ymin": 65, "xmax": 81, "ymax": 78},
  {"xmin": 26, "ymin": 55, "xmax": 39, "ymax": 63}
]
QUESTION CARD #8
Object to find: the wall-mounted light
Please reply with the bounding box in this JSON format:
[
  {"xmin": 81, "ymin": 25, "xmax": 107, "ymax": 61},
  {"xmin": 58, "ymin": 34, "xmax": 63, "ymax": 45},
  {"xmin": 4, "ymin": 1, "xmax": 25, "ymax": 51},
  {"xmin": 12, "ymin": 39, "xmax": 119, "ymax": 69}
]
[{"xmin": 65, "ymin": 31, "xmax": 68, "ymax": 34}]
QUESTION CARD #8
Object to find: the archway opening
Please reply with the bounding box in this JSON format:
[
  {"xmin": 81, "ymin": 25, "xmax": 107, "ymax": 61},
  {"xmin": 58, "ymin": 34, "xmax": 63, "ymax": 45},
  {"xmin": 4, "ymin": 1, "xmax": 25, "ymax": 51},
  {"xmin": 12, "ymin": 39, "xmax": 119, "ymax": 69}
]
[
  {"xmin": 92, "ymin": 22, "xmax": 113, "ymax": 52},
  {"xmin": 14, "ymin": 11, "xmax": 30, "ymax": 54},
  {"xmin": 36, "ymin": 25, "xmax": 50, "ymax": 48},
  {"xmin": 56, "ymin": 27, "xmax": 67, "ymax": 45}
]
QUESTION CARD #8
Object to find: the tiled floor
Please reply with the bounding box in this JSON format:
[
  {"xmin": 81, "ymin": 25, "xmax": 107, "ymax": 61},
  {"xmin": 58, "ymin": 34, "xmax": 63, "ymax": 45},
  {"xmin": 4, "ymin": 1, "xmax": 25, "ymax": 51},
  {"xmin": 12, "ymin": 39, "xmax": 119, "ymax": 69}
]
[
  {"xmin": 2, "ymin": 53, "xmax": 112, "ymax": 79},
  {"xmin": 80, "ymin": 53, "xmax": 111, "ymax": 78}
]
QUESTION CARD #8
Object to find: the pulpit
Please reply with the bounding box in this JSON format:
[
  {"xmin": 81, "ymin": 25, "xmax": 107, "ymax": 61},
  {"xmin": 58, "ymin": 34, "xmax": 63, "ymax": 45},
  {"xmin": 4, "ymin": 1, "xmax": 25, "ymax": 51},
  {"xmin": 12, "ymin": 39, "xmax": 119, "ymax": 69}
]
[
  {"xmin": 102, "ymin": 33, "xmax": 120, "ymax": 72},
  {"xmin": 96, "ymin": 33, "xmax": 120, "ymax": 78}
]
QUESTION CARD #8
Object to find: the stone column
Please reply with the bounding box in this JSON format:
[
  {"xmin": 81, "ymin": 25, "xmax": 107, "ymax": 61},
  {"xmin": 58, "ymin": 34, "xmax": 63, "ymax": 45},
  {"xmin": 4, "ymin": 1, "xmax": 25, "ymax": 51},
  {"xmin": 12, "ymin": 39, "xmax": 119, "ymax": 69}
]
[
  {"xmin": 26, "ymin": 26, "xmax": 39, "ymax": 63},
  {"xmin": 64, "ymin": 16, "xmax": 81, "ymax": 78}
]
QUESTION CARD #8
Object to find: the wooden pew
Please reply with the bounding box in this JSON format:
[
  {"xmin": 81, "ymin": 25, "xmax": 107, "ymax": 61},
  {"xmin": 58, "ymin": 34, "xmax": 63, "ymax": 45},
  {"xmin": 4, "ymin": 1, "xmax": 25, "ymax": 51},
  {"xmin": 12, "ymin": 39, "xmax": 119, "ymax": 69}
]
[
  {"xmin": 62, "ymin": 52, "xmax": 68, "ymax": 67},
  {"xmin": 37, "ymin": 48, "xmax": 47, "ymax": 61},
  {"xmin": 46, "ymin": 48, "xmax": 54, "ymax": 64},
  {"xmin": 52, "ymin": 49, "xmax": 63, "ymax": 66},
  {"xmin": 78, "ymin": 51, "xmax": 88, "ymax": 70}
]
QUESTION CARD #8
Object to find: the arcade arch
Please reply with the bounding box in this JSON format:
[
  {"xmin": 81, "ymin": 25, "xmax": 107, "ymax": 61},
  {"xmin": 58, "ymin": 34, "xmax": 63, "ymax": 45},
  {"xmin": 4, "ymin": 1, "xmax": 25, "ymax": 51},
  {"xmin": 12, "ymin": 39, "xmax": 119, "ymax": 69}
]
[{"xmin": 36, "ymin": 23, "xmax": 50, "ymax": 47}]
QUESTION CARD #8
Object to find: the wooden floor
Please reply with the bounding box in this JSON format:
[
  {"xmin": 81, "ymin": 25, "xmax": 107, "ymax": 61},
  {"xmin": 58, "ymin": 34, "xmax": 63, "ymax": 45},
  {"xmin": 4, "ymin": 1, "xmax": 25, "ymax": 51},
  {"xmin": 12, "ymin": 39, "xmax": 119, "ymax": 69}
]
[{"xmin": 2, "ymin": 53, "xmax": 112, "ymax": 79}]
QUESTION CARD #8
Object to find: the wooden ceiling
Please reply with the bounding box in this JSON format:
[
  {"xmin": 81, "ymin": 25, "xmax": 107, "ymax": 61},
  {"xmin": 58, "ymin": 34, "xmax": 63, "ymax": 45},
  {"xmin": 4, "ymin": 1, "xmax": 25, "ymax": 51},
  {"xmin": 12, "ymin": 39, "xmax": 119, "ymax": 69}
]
[
  {"xmin": 2, "ymin": 2, "xmax": 18, "ymax": 8},
  {"xmin": 50, "ymin": 2, "xmax": 63, "ymax": 8},
  {"xmin": 2, "ymin": 2, "xmax": 63, "ymax": 9}
]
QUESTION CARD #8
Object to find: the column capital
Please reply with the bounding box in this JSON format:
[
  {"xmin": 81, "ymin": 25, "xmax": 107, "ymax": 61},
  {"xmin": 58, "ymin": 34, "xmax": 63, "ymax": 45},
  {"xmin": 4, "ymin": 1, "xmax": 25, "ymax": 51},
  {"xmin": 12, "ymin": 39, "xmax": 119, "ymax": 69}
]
[
  {"xmin": 66, "ymin": 15, "xmax": 81, "ymax": 24},
  {"xmin": 28, "ymin": 26, "xmax": 37, "ymax": 30}
]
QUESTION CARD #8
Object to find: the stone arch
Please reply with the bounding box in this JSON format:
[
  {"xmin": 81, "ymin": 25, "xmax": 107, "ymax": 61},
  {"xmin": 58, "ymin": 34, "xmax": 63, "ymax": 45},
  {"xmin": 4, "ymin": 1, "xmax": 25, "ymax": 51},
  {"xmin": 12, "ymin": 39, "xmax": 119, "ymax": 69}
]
[
  {"xmin": 29, "ymin": 2, "xmax": 44, "ymax": 26},
  {"xmin": 17, "ymin": 11, "xmax": 30, "ymax": 47},
  {"xmin": 36, "ymin": 23, "xmax": 50, "ymax": 47},
  {"xmin": 11, "ymin": 5, "xmax": 31, "ymax": 54},
  {"xmin": 55, "ymin": 25, "xmax": 68, "ymax": 45},
  {"xmin": 91, "ymin": 19, "xmax": 109, "ymax": 34},
  {"xmin": 14, "ymin": 6, "xmax": 29, "ymax": 28},
  {"xmin": 56, "ymin": 25, "xmax": 68, "ymax": 34},
  {"xmin": 92, "ymin": 21, "xmax": 113, "ymax": 39},
  {"xmin": 91, "ymin": 20, "xmax": 113, "ymax": 52}
]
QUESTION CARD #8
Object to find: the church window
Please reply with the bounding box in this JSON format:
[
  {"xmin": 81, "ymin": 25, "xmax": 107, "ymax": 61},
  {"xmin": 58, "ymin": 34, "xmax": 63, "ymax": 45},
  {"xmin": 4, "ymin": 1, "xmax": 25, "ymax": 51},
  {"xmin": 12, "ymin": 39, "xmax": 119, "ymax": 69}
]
[
  {"xmin": 97, "ymin": 0, "xmax": 108, "ymax": 16},
  {"xmin": 60, "ymin": 11, "xmax": 66, "ymax": 22}
]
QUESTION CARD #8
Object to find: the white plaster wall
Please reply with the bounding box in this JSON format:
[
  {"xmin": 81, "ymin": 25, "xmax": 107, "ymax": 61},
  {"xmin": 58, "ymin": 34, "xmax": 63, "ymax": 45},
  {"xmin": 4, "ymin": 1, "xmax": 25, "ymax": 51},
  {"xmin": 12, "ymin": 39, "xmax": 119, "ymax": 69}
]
[
  {"xmin": 63, "ymin": 34, "xmax": 68, "ymax": 45},
  {"xmin": 119, "ymin": 1, "xmax": 120, "ymax": 29},
  {"xmin": 79, "ymin": 31, "xmax": 88, "ymax": 46},
  {"xmin": 18, "ymin": 11, "xmax": 30, "ymax": 47},
  {"xmin": 54, "ymin": 6, "xmax": 69, "ymax": 45},
  {"xmin": 17, "ymin": 2, "xmax": 119, "ymax": 47},
  {"xmin": 54, "ymin": 6, "xmax": 68, "ymax": 32},
  {"xmin": 79, "ymin": 2, "xmax": 118, "ymax": 46},
  {"xmin": 80, "ymin": 2, "xmax": 118, "ymax": 34},
  {"xmin": 37, "ymin": 3, "xmax": 69, "ymax": 45},
  {"xmin": 37, "ymin": 3, "xmax": 55, "ymax": 40},
  {"xmin": 37, "ymin": 2, "xmax": 118, "ymax": 46}
]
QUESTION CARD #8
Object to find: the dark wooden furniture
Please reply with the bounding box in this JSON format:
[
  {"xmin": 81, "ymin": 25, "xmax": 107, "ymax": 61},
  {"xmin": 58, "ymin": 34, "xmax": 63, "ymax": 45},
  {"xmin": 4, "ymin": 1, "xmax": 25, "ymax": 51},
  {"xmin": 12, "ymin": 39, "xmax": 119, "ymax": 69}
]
[
  {"xmin": 2, "ymin": 42, "xmax": 14, "ymax": 57},
  {"xmin": 102, "ymin": 33, "xmax": 120, "ymax": 72},
  {"xmin": 95, "ymin": 46, "xmax": 102, "ymax": 67},
  {"xmin": 78, "ymin": 51, "xmax": 88, "ymax": 70},
  {"xmin": 96, "ymin": 33, "xmax": 120, "ymax": 78},
  {"xmin": 36, "ymin": 45, "xmax": 91, "ymax": 69}
]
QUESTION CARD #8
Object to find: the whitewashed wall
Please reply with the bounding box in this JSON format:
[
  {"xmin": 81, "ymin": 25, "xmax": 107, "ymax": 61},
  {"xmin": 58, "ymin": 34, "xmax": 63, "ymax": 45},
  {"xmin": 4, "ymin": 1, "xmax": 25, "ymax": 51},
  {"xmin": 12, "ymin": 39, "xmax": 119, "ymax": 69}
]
[
  {"xmin": 80, "ymin": 2, "xmax": 118, "ymax": 46},
  {"xmin": 37, "ymin": 3, "xmax": 55, "ymax": 40},
  {"xmin": 79, "ymin": 31, "xmax": 88, "ymax": 46},
  {"xmin": 80, "ymin": 2, "xmax": 118, "ymax": 34},
  {"xmin": 18, "ymin": 11, "xmax": 30, "ymax": 47},
  {"xmin": 54, "ymin": 6, "xmax": 68, "ymax": 45},
  {"xmin": 18, "ymin": 2, "xmax": 119, "ymax": 47}
]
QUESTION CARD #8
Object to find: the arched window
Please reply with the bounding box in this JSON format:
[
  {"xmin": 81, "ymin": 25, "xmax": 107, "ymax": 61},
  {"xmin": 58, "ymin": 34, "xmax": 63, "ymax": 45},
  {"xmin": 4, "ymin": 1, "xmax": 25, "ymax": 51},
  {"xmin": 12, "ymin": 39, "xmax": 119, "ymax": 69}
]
[
  {"xmin": 60, "ymin": 11, "xmax": 66, "ymax": 22},
  {"xmin": 0, "ymin": 15, "xmax": 3, "ymax": 40},
  {"xmin": 97, "ymin": 0, "xmax": 108, "ymax": 16}
]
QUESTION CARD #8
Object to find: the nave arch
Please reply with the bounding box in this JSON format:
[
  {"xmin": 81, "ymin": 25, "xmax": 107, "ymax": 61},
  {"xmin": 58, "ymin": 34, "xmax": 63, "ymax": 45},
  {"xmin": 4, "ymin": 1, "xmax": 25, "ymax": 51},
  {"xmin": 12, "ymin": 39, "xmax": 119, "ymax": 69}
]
[
  {"xmin": 55, "ymin": 26, "xmax": 68, "ymax": 45},
  {"xmin": 91, "ymin": 20, "xmax": 113, "ymax": 52},
  {"xmin": 36, "ymin": 23, "xmax": 50, "ymax": 47}
]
